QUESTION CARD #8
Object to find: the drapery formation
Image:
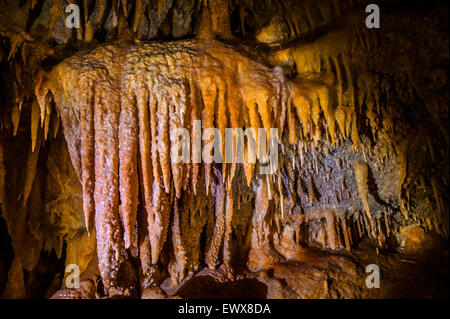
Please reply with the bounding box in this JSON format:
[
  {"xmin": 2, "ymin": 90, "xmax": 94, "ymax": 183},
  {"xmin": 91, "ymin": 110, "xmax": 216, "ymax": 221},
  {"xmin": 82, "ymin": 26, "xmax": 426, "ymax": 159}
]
[
  {"xmin": 36, "ymin": 39, "xmax": 293, "ymax": 295},
  {"xmin": 32, "ymin": 36, "xmax": 448, "ymax": 296}
]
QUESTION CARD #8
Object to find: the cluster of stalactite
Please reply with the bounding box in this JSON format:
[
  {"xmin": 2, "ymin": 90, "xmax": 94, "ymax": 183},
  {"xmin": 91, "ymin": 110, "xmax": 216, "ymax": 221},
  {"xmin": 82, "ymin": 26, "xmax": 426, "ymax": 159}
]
[
  {"xmin": 31, "ymin": 33, "xmax": 448, "ymax": 295},
  {"xmin": 33, "ymin": 38, "xmax": 293, "ymax": 295},
  {"xmin": 24, "ymin": 0, "xmax": 177, "ymax": 43},
  {"xmin": 1, "ymin": 0, "xmax": 355, "ymax": 45},
  {"xmin": 0, "ymin": 0, "xmax": 448, "ymax": 298}
]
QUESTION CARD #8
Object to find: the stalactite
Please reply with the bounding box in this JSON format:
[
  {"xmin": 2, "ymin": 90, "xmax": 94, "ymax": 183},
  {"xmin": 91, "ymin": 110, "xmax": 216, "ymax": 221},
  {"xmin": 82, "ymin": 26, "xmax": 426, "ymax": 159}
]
[
  {"xmin": 200, "ymin": 75, "xmax": 216, "ymax": 192},
  {"xmin": 132, "ymin": 0, "xmax": 143, "ymax": 32},
  {"xmin": 341, "ymin": 216, "xmax": 351, "ymax": 250},
  {"xmin": 119, "ymin": 87, "xmax": 139, "ymax": 250},
  {"xmin": 157, "ymin": 94, "xmax": 171, "ymax": 194},
  {"xmin": 149, "ymin": 179, "xmax": 171, "ymax": 265},
  {"xmin": 355, "ymin": 214, "xmax": 362, "ymax": 238},
  {"xmin": 351, "ymin": 112, "xmax": 359, "ymax": 151},
  {"xmin": 208, "ymin": 0, "xmax": 233, "ymax": 40},
  {"xmin": 137, "ymin": 85, "xmax": 153, "ymax": 258},
  {"xmin": 291, "ymin": 85, "xmax": 311, "ymax": 138},
  {"xmin": 93, "ymin": 78, "xmax": 137, "ymax": 297},
  {"xmin": 189, "ymin": 80, "xmax": 201, "ymax": 193},
  {"xmin": 384, "ymin": 212, "xmax": 391, "ymax": 236},
  {"xmin": 79, "ymin": 79, "xmax": 96, "ymax": 235},
  {"xmin": 22, "ymin": 129, "xmax": 42, "ymax": 207},
  {"xmin": 30, "ymin": 100, "xmax": 40, "ymax": 152},
  {"xmin": 0, "ymin": 140, "xmax": 6, "ymax": 226},
  {"xmin": 397, "ymin": 140, "xmax": 409, "ymax": 220},
  {"xmin": 11, "ymin": 104, "xmax": 21, "ymax": 136},
  {"xmin": 307, "ymin": 176, "xmax": 315, "ymax": 204},
  {"xmin": 431, "ymin": 176, "xmax": 447, "ymax": 238},
  {"xmin": 354, "ymin": 160, "xmax": 376, "ymax": 238}
]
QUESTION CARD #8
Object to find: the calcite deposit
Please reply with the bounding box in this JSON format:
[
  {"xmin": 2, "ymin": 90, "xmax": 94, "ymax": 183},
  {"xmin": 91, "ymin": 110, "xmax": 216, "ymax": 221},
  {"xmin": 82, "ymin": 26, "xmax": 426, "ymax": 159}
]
[{"xmin": 0, "ymin": 0, "xmax": 448, "ymax": 299}]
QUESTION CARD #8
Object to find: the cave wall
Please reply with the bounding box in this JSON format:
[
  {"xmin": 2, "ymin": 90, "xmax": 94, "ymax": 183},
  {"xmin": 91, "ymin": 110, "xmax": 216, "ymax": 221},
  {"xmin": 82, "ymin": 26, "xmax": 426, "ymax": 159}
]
[{"xmin": 0, "ymin": 0, "xmax": 448, "ymax": 298}]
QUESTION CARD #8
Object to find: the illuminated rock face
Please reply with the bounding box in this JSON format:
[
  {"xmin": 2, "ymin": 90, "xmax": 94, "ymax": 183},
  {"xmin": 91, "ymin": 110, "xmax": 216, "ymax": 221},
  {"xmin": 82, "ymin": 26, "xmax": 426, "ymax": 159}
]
[
  {"xmin": 36, "ymin": 39, "xmax": 294, "ymax": 295},
  {"xmin": 0, "ymin": 0, "xmax": 448, "ymax": 298}
]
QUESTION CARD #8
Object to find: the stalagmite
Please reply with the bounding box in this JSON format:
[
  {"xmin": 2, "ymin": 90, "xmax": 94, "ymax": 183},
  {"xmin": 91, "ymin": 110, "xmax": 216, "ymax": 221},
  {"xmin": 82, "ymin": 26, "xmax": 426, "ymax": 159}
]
[
  {"xmin": 223, "ymin": 188, "xmax": 234, "ymax": 271},
  {"xmin": 324, "ymin": 210, "xmax": 337, "ymax": 250},
  {"xmin": 169, "ymin": 200, "xmax": 186, "ymax": 284},
  {"xmin": 2, "ymin": 256, "xmax": 26, "ymax": 299},
  {"xmin": 205, "ymin": 172, "xmax": 226, "ymax": 269},
  {"xmin": 150, "ymin": 184, "xmax": 171, "ymax": 265}
]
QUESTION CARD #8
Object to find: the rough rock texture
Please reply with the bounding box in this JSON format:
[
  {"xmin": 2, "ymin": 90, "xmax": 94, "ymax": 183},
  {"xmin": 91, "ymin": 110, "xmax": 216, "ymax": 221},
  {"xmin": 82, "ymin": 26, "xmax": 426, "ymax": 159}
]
[{"xmin": 0, "ymin": 0, "xmax": 448, "ymax": 298}]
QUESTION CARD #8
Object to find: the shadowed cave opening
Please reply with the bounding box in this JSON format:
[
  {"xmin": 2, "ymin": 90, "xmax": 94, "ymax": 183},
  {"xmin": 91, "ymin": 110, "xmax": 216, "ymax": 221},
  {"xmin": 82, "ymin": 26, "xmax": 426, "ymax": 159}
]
[
  {"xmin": 175, "ymin": 276, "xmax": 268, "ymax": 299},
  {"xmin": 25, "ymin": 246, "xmax": 66, "ymax": 299},
  {"xmin": 0, "ymin": 215, "xmax": 13, "ymax": 293}
]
